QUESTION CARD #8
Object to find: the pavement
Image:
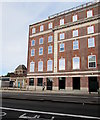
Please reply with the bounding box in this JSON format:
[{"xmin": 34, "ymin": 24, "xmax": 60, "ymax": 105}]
[{"xmin": 1, "ymin": 89, "xmax": 100, "ymax": 105}]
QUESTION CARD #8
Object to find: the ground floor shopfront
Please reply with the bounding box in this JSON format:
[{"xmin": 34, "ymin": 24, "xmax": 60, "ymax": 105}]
[
  {"xmin": 27, "ymin": 75, "xmax": 100, "ymax": 93},
  {"xmin": 10, "ymin": 77, "xmax": 27, "ymax": 88}
]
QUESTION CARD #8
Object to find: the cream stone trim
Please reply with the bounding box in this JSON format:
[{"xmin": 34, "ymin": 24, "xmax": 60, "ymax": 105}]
[
  {"xmin": 53, "ymin": 87, "xmax": 58, "ymax": 91},
  {"xmin": 66, "ymin": 87, "xmax": 73, "ymax": 90},
  {"xmin": 30, "ymin": 29, "xmax": 52, "ymax": 38},
  {"xmin": 54, "ymin": 31, "xmax": 58, "ymax": 73},
  {"xmin": 80, "ymin": 88, "xmax": 88, "ymax": 91},
  {"xmin": 27, "ymin": 70, "xmax": 100, "ymax": 76},
  {"xmin": 30, "ymin": 18, "xmax": 99, "ymax": 38},
  {"xmin": 58, "ymin": 33, "xmax": 100, "ymax": 43},
  {"xmin": 27, "ymin": 73, "xmax": 100, "ymax": 78},
  {"xmin": 55, "ymin": 20, "xmax": 99, "ymax": 34}
]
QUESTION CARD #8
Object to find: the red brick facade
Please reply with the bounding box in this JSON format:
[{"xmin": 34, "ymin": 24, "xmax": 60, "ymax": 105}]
[{"xmin": 27, "ymin": 1, "xmax": 100, "ymax": 93}]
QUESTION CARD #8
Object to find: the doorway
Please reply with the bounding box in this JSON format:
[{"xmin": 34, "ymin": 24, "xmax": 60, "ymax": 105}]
[
  {"xmin": 88, "ymin": 77, "xmax": 98, "ymax": 92},
  {"xmin": 73, "ymin": 77, "xmax": 80, "ymax": 90},
  {"xmin": 59, "ymin": 77, "xmax": 65, "ymax": 90},
  {"xmin": 18, "ymin": 82, "xmax": 20, "ymax": 88},
  {"xmin": 47, "ymin": 78, "xmax": 53, "ymax": 90}
]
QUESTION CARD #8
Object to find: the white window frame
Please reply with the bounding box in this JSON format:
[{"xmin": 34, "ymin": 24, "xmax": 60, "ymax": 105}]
[
  {"xmin": 73, "ymin": 57, "xmax": 80, "ymax": 69},
  {"xmin": 47, "ymin": 60, "xmax": 53, "ymax": 71},
  {"xmin": 40, "ymin": 25, "xmax": 44, "ymax": 31},
  {"xmin": 30, "ymin": 62, "xmax": 35, "ymax": 72},
  {"xmin": 73, "ymin": 40, "xmax": 79, "ymax": 50},
  {"xmin": 39, "ymin": 47, "xmax": 43, "ymax": 55},
  {"xmin": 38, "ymin": 61, "xmax": 43, "ymax": 71},
  {"xmin": 60, "ymin": 33, "xmax": 65, "ymax": 40},
  {"xmin": 59, "ymin": 58, "xmax": 65, "ymax": 70},
  {"xmin": 32, "ymin": 28, "xmax": 35, "ymax": 34},
  {"xmin": 60, "ymin": 19, "xmax": 64, "ymax": 25},
  {"xmin": 48, "ymin": 22, "xmax": 52, "ymax": 29},
  {"xmin": 31, "ymin": 49, "xmax": 35, "ymax": 56},
  {"xmin": 73, "ymin": 29, "xmax": 78, "ymax": 37},
  {"xmin": 87, "ymin": 10, "xmax": 93, "ymax": 18},
  {"xmin": 87, "ymin": 26, "xmax": 94, "ymax": 34},
  {"xmin": 39, "ymin": 37, "xmax": 43, "ymax": 44},
  {"xmin": 59, "ymin": 43, "xmax": 64, "ymax": 52},
  {"xmin": 48, "ymin": 36, "xmax": 53, "ymax": 43},
  {"xmin": 73, "ymin": 15, "xmax": 77, "ymax": 22},
  {"xmin": 88, "ymin": 37, "xmax": 95, "ymax": 48},
  {"xmin": 31, "ymin": 40, "xmax": 35, "ymax": 46},
  {"xmin": 88, "ymin": 55, "xmax": 96, "ymax": 68},
  {"xmin": 48, "ymin": 46, "xmax": 52, "ymax": 54}
]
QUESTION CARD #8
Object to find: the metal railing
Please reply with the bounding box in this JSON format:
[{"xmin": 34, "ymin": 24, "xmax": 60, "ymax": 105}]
[{"xmin": 48, "ymin": 0, "xmax": 100, "ymax": 19}]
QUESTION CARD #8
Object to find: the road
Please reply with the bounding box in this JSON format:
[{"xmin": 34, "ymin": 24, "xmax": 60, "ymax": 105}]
[{"xmin": 1, "ymin": 98, "xmax": 100, "ymax": 120}]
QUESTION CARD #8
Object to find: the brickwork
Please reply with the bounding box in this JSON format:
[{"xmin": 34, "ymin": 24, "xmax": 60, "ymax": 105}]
[{"xmin": 27, "ymin": 1, "xmax": 100, "ymax": 92}]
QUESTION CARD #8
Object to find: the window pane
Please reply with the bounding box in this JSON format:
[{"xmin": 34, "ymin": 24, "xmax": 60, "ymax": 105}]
[
  {"xmin": 49, "ymin": 23, "xmax": 52, "ymax": 29},
  {"xmin": 73, "ymin": 15, "xmax": 77, "ymax": 22},
  {"xmin": 37, "ymin": 78, "xmax": 43, "ymax": 86},
  {"xmin": 48, "ymin": 46, "xmax": 52, "ymax": 54},
  {"xmin": 73, "ymin": 30, "xmax": 78, "ymax": 37},
  {"xmin": 40, "ymin": 25, "xmax": 43, "ymax": 31},
  {"xmin": 29, "ymin": 78, "xmax": 34, "ymax": 86},
  {"xmin": 39, "ymin": 38, "xmax": 43, "ymax": 44},
  {"xmin": 60, "ymin": 43, "xmax": 64, "ymax": 52},
  {"xmin": 88, "ymin": 37, "xmax": 95, "ymax": 48},
  {"xmin": 87, "ymin": 26, "xmax": 94, "ymax": 34},
  {"xmin": 48, "ymin": 36, "xmax": 52, "ymax": 42},
  {"xmin": 31, "ymin": 49, "xmax": 35, "ymax": 56},
  {"xmin": 31, "ymin": 40, "xmax": 35, "ymax": 46},
  {"xmin": 89, "ymin": 62, "xmax": 96, "ymax": 67},
  {"xmin": 73, "ymin": 40, "xmax": 79, "ymax": 50},
  {"xmin": 39, "ymin": 47, "xmax": 43, "ymax": 55},
  {"xmin": 60, "ymin": 19, "xmax": 64, "ymax": 25},
  {"xmin": 47, "ymin": 60, "xmax": 52, "ymax": 71},
  {"xmin": 30, "ymin": 62, "xmax": 35, "ymax": 72},
  {"xmin": 60, "ymin": 33, "xmax": 64, "ymax": 40},
  {"xmin": 89, "ymin": 56, "xmax": 96, "ymax": 61},
  {"xmin": 38, "ymin": 61, "xmax": 43, "ymax": 71},
  {"xmin": 88, "ymin": 55, "xmax": 96, "ymax": 68},
  {"xmin": 87, "ymin": 10, "xmax": 93, "ymax": 18},
  {"xmin": 32, "ymin": 28, "xmax": 35, "ymax": 34},
  {"xmin": 73, "ymin": 57, "xmax": 80, "ymax": 69},
  {"xmin": 59, "ymin": 58, "xmax": 65, "ymax": 70}
]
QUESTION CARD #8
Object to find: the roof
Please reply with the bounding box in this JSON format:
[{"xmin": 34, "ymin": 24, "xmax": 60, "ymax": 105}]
[
  {"xmin": 15, "ymin": 65, "xmax": 27, "ymax": 71},
  {"xmin": 29, "ymin": 0, "xmax": 99, "ymax": 27}
]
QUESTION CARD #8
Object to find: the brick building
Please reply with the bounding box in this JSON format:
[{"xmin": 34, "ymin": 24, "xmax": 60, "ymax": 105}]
[
  {"xmin": 10, "ymin": 65, "xmax": 27, "ymax": 88},
  {"xmin": 27, "ymin": 1, "xmax": 100, "ymax": 92}
]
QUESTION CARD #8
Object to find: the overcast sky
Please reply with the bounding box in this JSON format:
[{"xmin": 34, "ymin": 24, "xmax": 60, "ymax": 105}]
[{"xmin": 0, "ymin": 0, "xmax": 94, "ymax": 75}]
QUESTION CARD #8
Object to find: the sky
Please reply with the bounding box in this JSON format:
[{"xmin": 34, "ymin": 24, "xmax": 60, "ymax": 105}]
[{"xmin": 0, "ymin": 0, "xmax": 94, "ymax": 76}]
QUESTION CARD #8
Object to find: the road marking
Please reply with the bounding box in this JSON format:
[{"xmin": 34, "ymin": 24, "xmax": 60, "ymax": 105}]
[
  {"xmin": 19, "ymin": 113, "xmax": 54, "ymax": 120},
  {"xmin": 0, "ymin": 107, "xmax": 100, "ymax": 119},
  {"xmin": 0, "ymin": 112, "xmax": 6, "ymax": 117},
  {"xmin": 19, "ymin": 113, "xmax": 40, "ymax": 119}
]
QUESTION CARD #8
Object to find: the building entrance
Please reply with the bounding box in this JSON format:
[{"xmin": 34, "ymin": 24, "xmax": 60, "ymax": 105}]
[
  {"xmin": 47, "ymin": 78, "xmax": 52, "ymax": 90},
  {"xmin": 88, "ymin": 77, "xmax": 98, "ymax": 92},
  {"xmin": 73, "ymin": 77, "xmax": 80, "ymax": 90},
  {"xmin": 18, "ymin": 82, "xmax": 20, "ymax": 88},
  {"xmin": 59, "ymin": 77, "xmax": 65, "ymax": 90}
]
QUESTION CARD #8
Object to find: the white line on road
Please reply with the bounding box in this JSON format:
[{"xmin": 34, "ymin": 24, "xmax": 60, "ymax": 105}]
[
  {"xmin": 0, "ymin": 112, "xmax": 6, "ymax": 117},
  {"xmin": 0, "ymin": 107, "xmax": 100, "ymax": 119}
]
